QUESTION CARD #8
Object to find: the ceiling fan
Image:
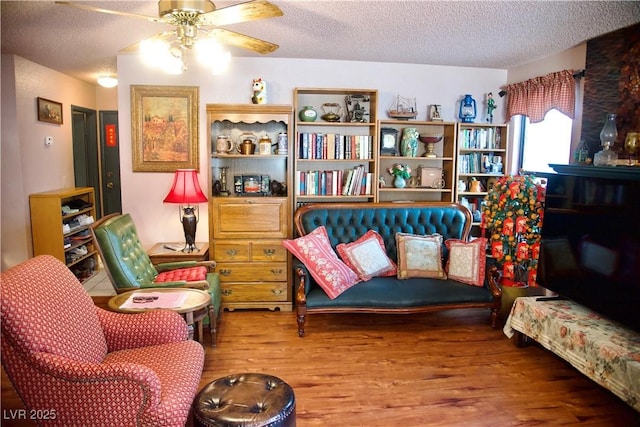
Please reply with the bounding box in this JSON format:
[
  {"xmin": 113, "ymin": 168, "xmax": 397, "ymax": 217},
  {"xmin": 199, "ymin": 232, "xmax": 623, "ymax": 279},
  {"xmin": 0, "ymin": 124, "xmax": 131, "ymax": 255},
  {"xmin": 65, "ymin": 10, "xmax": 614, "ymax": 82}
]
[{"xmin": 55, "ymin": 0, "xmax": 283, "ymax": 56}]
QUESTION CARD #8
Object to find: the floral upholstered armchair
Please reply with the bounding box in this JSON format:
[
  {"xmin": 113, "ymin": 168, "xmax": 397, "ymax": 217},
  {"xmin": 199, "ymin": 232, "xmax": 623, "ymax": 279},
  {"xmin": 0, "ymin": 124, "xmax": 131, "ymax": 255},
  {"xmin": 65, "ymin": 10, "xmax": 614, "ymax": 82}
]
[{"xmin": 1, "ymin": 255, "xmax": 205, "ymax": 426}]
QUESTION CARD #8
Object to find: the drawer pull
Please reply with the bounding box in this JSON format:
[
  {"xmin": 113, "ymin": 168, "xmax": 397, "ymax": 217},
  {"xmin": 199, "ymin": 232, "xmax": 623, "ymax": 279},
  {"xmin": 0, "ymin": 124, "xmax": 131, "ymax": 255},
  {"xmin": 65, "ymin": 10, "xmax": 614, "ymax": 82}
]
[
  {"xmin": 225, "ymin": 248, "xmax": 239, "ymax": 256},
  {"xmin": 222, "ymin": 289, "xmax": 233, "ymax": 296},
  {"xmin": 263, "ymin": 249, "xmax": 276, "ymax": 256},
  {"xmin": 219, "ymin": 269, "xmax": 232, "ymax": 276},
  {"xmin": 272, "ymin": 288, "xmax": 283, "ymax": 296},
  {"xmin": 270, "ymin": 269, "xmax": 283, "ymax": 275}
]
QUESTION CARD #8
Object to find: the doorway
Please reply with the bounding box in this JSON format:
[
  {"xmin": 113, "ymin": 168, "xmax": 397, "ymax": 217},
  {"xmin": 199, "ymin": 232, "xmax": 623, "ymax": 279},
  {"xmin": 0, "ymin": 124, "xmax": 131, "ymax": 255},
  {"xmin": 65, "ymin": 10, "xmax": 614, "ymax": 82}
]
[
  {"xmin": 99, "ymin": 111, "xmax": 122, "ymax": 215},
  {"xmin": 71, "ymin": 107, "xmax": 122, "ymax": 218}
]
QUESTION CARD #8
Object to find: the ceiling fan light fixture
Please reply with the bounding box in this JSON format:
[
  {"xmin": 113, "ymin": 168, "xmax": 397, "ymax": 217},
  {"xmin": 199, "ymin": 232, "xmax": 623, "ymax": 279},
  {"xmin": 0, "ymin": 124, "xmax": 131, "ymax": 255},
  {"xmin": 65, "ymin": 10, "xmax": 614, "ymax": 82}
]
[
  {"xmin": 97, "ymin": 75, "xmax": 118, "ymax": 88},
  {"xmin": 194, "ymin": 37, "xmax": 231, "ymax": 74},
  {"xmin": 195, "ymin": 38, "xmax": 231, "ymax": 75},
  {"xmin": 140, "ymin": 39, "xmax": 185, "ymax": 74}
]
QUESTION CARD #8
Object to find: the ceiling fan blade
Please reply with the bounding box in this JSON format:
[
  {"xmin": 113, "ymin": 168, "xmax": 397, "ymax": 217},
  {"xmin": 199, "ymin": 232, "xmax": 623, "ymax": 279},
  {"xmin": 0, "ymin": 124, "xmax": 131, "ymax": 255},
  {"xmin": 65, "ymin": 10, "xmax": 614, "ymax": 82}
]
[
  {"xmin": 120, "ymin": 31, "xmax": 176, "ymax": 53},
  {"xmin": 208, "ymin": 28, "xmax": 279, "ymax": 54},
  {"xmin": 54, "ymin": 1, "xmax": 162, "ymax": 23},
  {"xmin": 199, "ymin": 0, "xmax": 283, "ymax": 27}
]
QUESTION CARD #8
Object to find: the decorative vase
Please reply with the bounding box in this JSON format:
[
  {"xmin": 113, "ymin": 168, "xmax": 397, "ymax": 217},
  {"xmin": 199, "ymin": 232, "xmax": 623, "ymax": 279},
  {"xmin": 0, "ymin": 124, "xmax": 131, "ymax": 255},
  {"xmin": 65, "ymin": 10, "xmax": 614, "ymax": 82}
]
[
  {"xmin": 400, "ymin": 127, "xmax": 419, "ymax": 157},
  {"xmin": 393, "ymin": 176, "xmax": 407, "ymax": 188},
  {"xmin": 299, "ymin": 105, "xmax": 317, "ymax": 122}
]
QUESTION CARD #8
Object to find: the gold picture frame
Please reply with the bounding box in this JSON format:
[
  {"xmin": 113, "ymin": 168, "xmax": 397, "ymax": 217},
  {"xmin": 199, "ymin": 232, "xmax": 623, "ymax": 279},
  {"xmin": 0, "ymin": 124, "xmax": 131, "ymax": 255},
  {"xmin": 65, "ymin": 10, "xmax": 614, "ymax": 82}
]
[{"xmin": 131, "ymin": 85, "xmax": 199, "ymax": 172}]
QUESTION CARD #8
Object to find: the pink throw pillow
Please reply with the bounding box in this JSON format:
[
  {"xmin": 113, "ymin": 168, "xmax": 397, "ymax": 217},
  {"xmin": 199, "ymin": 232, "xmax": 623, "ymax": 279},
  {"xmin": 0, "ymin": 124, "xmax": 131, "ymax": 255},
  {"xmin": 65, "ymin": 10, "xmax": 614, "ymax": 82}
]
[{"xmin": 282, "ymin": 226, "xmax": 360, "ymax": 299}]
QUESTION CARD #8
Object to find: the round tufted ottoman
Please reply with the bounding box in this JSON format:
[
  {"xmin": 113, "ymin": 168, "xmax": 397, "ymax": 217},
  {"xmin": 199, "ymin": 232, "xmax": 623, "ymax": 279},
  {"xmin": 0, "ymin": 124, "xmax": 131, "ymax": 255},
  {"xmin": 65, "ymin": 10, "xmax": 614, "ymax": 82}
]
[{"xmin": 193, "ymin": 373, "xmax": 296, "ymax": 427}]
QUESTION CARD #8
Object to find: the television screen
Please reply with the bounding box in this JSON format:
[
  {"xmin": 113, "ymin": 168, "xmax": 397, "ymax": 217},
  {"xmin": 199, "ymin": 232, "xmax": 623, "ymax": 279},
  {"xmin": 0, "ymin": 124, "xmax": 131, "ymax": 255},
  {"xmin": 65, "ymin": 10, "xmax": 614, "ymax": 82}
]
[{"xmin": 537, "ymin": 165, "xmax": 640, "ymax": 331}]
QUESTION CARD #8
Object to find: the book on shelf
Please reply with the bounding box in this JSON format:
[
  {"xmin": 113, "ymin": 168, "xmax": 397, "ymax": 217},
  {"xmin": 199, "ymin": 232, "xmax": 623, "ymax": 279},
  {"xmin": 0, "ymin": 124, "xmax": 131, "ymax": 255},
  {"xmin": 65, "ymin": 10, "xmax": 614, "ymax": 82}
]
[
  {"xmin": 296, "ymin": 166, "xmax": 372, "ymax": 196},
  {"xmin": 459, "ymin": 128, "xmax": 500, "ymax": 150},
  {"xmin": 297, "ymin": 132, "xmax": 372, "ymax": 160}
]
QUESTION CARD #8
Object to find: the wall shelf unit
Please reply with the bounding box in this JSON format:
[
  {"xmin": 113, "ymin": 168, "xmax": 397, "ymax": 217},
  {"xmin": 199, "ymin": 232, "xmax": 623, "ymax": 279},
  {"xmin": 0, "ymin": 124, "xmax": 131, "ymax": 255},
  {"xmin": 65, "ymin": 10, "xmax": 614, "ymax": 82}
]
[
  {"xmin": 207, "ymin": 104, "xmax": 293, "ymax": 311},
  {"xmin": 29, "ymin": 187, "xmax": 98, "ymax": 282},
  {"xmin": 454, "ymin": 122, "xmax": 509, "ymax": 232},
  {"xmin": 377, "ymin": 120, "xmax": 456, "ymax": 203},
  {"xmin": 293, "ymin": 88, "xmax": 379, "ymax": 208}
]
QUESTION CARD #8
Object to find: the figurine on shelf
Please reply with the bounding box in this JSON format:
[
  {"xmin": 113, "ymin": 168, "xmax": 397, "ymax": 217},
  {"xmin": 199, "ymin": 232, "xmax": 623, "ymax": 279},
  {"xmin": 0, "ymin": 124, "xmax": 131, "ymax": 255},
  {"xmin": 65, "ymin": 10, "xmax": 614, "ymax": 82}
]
[
  {"xmin": 486, "ymin": 92, "xmax": 496, "ymax": 123},
  {"xmin": 251, "ymin": 78, "xmax": 267, "ymax": 104},
  {"xmin": 269, "ymin": 179, "xmax": 286, "ymax": 196}
]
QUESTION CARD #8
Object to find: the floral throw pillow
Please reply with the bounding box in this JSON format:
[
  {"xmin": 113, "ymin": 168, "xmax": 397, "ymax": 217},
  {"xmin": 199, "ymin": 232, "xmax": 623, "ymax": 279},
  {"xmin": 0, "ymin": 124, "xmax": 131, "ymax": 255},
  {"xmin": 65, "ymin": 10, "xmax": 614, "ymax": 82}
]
[
  {"xmin": 336, "ymin": 230, "xmax": 397, "ymax": 281},
  {"xmin": 395, "ymin": 232, "xmax": 446, "ymax": 279},
  {"xmin": 445, "ymin": 238, "xmax": 487, "ymax": 286},
  {"xmin": 282, "ymin": 226, "xmax": 360, "ymax": 299}
]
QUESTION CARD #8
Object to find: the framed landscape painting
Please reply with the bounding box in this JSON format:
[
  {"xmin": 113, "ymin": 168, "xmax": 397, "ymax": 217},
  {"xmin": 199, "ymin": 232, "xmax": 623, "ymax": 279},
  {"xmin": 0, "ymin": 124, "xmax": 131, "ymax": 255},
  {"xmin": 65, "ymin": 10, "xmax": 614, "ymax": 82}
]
[{"xmin": 131, "ymin": 85, "xmax": 199, "ymax": 172}]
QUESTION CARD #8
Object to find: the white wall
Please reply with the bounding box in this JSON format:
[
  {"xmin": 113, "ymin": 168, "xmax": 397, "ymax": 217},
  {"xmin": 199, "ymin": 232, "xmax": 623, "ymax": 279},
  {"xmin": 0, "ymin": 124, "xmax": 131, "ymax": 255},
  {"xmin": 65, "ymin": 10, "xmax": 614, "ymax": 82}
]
[
  {"xmin": 1, "ymin": 55, "xmax": 98, "ymax": 270},
  {"xmin": 116, "ymin": 55, "xmax": 508, "ymax": 246},
  {"xmin": 5, "ymin": 48, "xmax": 588, "ymax": 270}
]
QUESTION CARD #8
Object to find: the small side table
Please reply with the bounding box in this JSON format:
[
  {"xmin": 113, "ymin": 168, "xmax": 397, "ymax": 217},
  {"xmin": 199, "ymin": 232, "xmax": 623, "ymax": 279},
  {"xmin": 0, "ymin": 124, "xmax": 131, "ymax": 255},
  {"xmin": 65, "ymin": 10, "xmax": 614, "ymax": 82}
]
[
  {"xmin": 147, "ymin": 242, "xmax": 209, "ymax": 265},
  {"xmin": 108, "ymin": 288, "xmax": 213, "ymax": 344}
]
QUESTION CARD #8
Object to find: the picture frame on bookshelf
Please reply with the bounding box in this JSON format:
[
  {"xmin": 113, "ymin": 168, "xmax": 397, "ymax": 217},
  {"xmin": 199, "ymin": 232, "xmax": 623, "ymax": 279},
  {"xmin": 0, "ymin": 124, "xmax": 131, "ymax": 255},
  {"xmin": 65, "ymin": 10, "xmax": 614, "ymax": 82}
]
[
  {"xmin": 345, "ymin": 94, "xmax": 370, "ymax": 123},
  {"xmin": 380, "ymin": 128, "xmax": 399, "ymax": 156},
  {"xmin": 428, "ymin": 105, "xmax": 443, "ymax": 122}
]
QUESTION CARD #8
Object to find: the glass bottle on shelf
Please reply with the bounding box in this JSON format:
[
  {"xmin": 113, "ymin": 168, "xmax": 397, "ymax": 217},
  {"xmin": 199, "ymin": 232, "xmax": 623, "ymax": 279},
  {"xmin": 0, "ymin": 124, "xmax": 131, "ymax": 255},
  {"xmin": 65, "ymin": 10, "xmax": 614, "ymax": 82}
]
[
  {"xmin": 573, "ymin": 140, "xmax": 589, "ymax": 164},
  {"xmin": 593, "ymin": 113, "xmax": 618, "ymax": 166}
]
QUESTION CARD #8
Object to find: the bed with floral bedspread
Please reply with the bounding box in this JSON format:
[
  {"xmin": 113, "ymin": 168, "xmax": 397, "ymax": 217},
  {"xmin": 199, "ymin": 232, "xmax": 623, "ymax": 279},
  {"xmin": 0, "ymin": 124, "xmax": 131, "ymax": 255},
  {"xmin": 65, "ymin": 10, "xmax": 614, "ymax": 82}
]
[{"xmin": 504, "ymin": 296, "xmax": 640, "ymax": 412}]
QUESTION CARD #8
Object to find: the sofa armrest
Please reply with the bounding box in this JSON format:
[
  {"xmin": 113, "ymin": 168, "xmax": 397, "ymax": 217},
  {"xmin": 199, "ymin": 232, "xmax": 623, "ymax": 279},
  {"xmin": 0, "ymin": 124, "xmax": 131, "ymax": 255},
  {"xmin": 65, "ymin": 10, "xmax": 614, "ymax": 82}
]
[
  {"xmin": 485, "ymin": 257, "xmax": 503, "ymax": 299},
  {"xmin": 28, "ymin": 351, "xmax": 161, "ymax": 416},
  {"xmin": 96, "ymin": 307, "xmax": 188, "ymax": 351},
  {"xmin": 292, "ymin": 258, "xmax": 313, "ymax": 292}
]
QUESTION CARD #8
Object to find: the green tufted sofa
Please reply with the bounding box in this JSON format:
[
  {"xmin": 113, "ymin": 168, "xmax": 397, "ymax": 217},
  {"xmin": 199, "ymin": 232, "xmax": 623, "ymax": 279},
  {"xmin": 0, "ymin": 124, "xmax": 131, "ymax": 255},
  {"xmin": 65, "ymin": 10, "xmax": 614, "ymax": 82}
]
[{"xmin": 292, "ymin": 202, "xmax": 502, "ymax": 336}]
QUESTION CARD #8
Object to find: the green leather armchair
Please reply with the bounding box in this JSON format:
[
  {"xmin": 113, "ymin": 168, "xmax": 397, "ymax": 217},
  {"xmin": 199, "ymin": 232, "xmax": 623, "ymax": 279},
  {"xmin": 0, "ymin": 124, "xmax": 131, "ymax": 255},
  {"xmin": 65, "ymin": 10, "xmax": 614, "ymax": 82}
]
[{"xmin": 91, "ymin": 213, "xmax": 221, "ymax": 345}]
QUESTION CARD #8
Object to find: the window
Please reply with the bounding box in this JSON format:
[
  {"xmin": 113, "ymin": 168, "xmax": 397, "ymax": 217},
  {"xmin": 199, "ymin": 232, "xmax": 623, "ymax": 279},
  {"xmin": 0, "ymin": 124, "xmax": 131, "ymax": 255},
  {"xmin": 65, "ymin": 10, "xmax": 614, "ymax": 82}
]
[{"xmin": 518, "ymin": 109, "xmax": 573, "ymax": 173}]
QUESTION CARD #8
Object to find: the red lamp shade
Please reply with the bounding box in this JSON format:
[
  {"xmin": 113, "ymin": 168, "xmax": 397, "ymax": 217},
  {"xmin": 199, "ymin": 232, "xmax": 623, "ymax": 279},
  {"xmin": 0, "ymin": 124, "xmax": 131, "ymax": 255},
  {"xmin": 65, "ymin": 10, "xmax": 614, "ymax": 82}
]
[
  {"xmin": 164, "ymin": 169, "xmax": 207, "ymax": 253},
  {"xmin": 164, "ymin": 169, "xmax": 207, "ymax": 204}
]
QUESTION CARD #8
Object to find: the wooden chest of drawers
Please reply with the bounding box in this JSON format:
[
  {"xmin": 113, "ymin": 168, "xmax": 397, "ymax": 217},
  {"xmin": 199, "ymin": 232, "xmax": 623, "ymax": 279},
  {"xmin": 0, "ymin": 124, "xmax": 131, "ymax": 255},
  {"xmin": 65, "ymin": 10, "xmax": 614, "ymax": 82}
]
[{"xmin": 211, "ymin": 197, "xmax": 292, "ymax": 311}]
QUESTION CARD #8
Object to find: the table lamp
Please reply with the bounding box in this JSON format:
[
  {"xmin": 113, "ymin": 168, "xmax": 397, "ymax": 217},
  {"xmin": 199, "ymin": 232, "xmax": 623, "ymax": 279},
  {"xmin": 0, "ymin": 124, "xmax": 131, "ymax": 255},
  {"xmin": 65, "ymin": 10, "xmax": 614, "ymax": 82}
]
[{"xmin": 163, "ymin": 169, "xmax": 208, "ymax": 253}]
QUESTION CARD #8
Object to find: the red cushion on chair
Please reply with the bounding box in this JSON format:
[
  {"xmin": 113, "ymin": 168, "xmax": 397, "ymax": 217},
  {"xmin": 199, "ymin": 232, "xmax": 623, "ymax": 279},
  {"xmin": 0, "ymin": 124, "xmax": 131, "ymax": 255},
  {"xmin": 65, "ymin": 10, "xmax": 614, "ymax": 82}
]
[{"xmin": 155, "ymin": 266, "xmax": 207, "ymax": 283}]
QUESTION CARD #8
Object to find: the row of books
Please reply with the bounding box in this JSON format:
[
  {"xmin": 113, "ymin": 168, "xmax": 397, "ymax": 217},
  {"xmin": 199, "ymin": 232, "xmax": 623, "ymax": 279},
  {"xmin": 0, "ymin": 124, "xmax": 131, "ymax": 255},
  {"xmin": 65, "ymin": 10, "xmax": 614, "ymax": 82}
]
[
  {"xmin": 459, "ymin": 128, "xmax": 502, "ymax": 150},
  {"xmin": 295, "ymin": 165, "xmax": 374, "ymax": 196},
  {"xmin": 458, "ymin": 152, "xmax": 503, "ymax": 174},
  {"xmin": 297, "ymin": 132, "xmax": 373, "ymax": 160}
]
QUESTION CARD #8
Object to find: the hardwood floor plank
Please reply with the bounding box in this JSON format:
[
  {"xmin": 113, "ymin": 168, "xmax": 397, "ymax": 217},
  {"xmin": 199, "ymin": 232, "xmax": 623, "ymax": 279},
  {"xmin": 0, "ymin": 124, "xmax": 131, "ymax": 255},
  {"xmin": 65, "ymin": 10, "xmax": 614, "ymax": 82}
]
[{"xmin": 3, "ymin": 308, "xmax": 639, "ymax": 426}]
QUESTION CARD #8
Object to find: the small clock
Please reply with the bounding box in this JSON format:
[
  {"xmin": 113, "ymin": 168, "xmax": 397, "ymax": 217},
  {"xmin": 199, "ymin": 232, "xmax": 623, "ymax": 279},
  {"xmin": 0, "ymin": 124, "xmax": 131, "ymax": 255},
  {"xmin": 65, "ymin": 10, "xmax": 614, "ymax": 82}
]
[{"xmin": 380, "ymin": 128, "xmax": 399, "ymax": 156}]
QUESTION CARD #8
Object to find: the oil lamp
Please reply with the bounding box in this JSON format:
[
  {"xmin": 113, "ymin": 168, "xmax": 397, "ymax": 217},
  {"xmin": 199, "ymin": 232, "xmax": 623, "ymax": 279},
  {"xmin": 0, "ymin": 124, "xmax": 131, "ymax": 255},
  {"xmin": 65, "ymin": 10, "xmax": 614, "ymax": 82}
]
[{"xmin": 458, "ymin": 94, "xmax": 477, "ymax": 123}]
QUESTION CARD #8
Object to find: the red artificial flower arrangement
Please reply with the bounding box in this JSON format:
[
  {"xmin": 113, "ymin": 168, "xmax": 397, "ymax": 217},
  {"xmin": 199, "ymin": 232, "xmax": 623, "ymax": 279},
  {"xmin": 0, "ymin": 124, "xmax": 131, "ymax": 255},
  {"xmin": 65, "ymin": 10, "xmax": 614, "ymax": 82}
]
[{"xmin": 481, "ymin": 174, "xmax": 546, "ymax": 287}]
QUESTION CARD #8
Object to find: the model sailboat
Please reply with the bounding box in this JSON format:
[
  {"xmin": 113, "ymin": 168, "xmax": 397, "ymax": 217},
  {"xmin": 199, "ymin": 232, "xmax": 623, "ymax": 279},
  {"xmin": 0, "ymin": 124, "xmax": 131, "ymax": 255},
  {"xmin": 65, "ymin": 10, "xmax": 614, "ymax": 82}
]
[{"xmin": 388, "ymin": 95, "xmax": 417, "ymax": 120}]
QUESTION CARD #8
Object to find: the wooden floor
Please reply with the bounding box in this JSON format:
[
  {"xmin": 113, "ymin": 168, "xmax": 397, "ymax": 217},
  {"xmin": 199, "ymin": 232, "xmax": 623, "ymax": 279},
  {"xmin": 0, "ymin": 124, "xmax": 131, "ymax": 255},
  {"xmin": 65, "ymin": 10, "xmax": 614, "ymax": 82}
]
[{"xmin": 3, "ymin": 308, "xmax": 639, "ymax": 426}]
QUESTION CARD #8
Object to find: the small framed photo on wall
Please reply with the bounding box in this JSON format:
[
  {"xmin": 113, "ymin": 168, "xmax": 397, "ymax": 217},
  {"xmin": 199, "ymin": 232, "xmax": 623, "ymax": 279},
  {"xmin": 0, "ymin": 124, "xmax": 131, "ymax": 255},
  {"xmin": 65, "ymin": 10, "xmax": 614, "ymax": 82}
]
[{"xmin": 37, "ymin": 97, "xmax": 63, "ymax": 124}]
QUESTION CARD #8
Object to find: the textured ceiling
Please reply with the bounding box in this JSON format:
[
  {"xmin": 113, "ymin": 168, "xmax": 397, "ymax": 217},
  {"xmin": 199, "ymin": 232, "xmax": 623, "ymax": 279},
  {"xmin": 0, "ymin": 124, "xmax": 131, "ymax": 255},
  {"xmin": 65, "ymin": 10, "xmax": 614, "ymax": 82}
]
[{"xmin": 2, "ymin": 1, "xmax": 640, "ymax": 84}]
